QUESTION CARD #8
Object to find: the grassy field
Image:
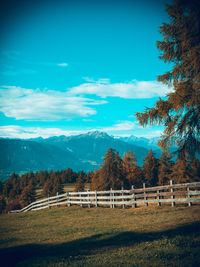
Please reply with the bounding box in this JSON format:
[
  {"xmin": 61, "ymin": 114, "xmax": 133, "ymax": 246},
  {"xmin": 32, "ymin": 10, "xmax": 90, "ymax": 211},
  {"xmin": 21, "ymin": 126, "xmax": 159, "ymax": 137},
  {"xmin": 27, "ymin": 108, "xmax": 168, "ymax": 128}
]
[{"xmin": 0, "ymin": 205, "xmax": 200, "ymax": 266}]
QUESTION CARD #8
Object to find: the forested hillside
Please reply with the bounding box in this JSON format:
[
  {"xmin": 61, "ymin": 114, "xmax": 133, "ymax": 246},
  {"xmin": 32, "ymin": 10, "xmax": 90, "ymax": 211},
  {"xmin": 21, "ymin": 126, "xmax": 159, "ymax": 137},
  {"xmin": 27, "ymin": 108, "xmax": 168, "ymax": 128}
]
[
  {"xmin": 0, "ymin": 131, "xmax": 152, "ymax": 181},
  {"xmin": 0, "ymin": 147, "xmax": 199, "ymax": 214}
]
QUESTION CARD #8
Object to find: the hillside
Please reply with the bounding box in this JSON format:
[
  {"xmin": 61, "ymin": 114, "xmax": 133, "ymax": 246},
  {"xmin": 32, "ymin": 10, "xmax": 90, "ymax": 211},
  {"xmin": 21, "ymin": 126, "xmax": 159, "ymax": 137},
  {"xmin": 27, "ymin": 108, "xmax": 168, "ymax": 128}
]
[
  {"xmin": 0, "ymin": 131, "xmax": 157, "ymax": 181},
  {"xmin": 39, "ymin": 131, "xmax": 152, "ymax": 166},
  {"xmin": 0, "ymin": 206, "xmax": 200, "ymax": 266},
  {"xmin": 0, "ymin": 139, "xmax": 80, "ymax": 181}
]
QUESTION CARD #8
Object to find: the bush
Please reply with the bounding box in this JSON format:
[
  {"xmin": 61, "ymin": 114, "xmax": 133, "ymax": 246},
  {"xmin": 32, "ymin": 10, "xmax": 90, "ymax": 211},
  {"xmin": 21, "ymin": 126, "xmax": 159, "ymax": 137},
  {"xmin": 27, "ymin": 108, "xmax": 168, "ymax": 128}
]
[{"xmin": 5, "ymin": 199, "xmax": 21, "ymax": 213}]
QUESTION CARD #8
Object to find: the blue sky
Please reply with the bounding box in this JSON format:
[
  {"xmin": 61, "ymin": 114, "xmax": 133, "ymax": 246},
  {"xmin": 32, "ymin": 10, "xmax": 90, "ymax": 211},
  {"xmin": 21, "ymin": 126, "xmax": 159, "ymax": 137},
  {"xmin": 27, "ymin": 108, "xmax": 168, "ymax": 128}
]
[{"xmin": 0, "ymin": 0, "xmax": 172, "ymax": 139}]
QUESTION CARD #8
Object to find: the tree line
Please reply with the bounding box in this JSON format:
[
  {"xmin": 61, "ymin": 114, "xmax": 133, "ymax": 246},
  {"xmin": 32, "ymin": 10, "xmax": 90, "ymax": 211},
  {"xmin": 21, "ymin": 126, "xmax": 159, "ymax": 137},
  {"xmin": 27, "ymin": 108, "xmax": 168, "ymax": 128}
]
[
  {"xmin": 0, "ymin": 168, "xmax": 88, "ymax": 213},
  {"xmin": 89, "ymin": 148, "xmax": 200, "ymax": 191},
  {"xmin": 0, "ymin": 148, "xmax": 199, "ymax": 213}
]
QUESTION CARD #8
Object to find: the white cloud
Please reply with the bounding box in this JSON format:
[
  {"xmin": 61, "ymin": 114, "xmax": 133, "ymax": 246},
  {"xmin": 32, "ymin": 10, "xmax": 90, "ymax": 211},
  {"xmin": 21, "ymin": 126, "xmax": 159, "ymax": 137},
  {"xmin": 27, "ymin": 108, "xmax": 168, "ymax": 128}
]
[
  {"xmin": 1, "ymin": 63, "xmax": 69, "ymax": 78},
  {"xmin": 82, "ymin": 119, "xmax": 95, "ymax": 122},
  {"xmin": 0, "ymin": 125, "xmax": 86, "ymax": 139},
  {"xmin": 0, "ymin": 123, "xmax": 142, "ymax": 139},
  {"xmin": 32, "ymin": 61, "xmax": 69, "ymax": 68},
  {"xmin": 0, "ymin": 123, "xmax": 162, "ymax": 139},
  {"xmin": 57, "ymin": 63, "xmax": 68, "ymax": 67},
  {"xmin": 82, "ymin": 77, "xmax": 96, "ymax": 82},
  {"xmin": 68, "ymin": 79, "xmax": 173, "ymax": 99},
  {"xmin": 102, "ymin": 121, "xmax": 140, "ymax": 132},
  {"xmin": 0, "ymin": 86, "xmax": 107, "ymax": 121}
]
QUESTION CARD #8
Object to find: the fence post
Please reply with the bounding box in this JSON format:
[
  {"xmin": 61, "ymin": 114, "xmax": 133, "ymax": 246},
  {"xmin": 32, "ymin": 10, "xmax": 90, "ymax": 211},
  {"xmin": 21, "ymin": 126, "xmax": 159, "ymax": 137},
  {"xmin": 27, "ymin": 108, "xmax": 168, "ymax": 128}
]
[
  {"xmin": 110, "ymin": 188, "xmax": 113, "ymax": 208},
  {"xmin": 143, "ymin": 183, "xmax": 148, "ymax": 206},
  {"xmin": 113, "ymin": 189, "xmax": 115, "ymax": 208},
  {"xmin": 95, "ymin": 190, "xmax": 98, "ymax": 207},
  {"xmin": 121, "ymin": 187, "xmax": 125, "ymax": 208},
  {"xmin": 48, "ymin": 194, "xmax": 51, "ymax": 209},
  {"xmin": 67, "ymin": 192, "xmax": 71, "ymax": 207},
  {"xmin": 56, "ymin": 192, "xmax": 60, "ymax": 207},
  {"xmin": 170, "ymin": 180, "xmax": 175, "ymax": 207},
  {"xmin": 187, "ymin": 187, "xmax": 192, "ymax": 207},
  {"xmin": 79, "ymin": 192, "xmax": 83, "ymax": 207},
  {"xmin": 87, "ymin": 189, "xmax": 90, "ymax": 208},
  {"xmin": 157, "ymin": 189, "xmax": 161, "ymax": 206},
  {"xmin": 132, "ymin": 185, "xmax": 136, "ymax": 208}
]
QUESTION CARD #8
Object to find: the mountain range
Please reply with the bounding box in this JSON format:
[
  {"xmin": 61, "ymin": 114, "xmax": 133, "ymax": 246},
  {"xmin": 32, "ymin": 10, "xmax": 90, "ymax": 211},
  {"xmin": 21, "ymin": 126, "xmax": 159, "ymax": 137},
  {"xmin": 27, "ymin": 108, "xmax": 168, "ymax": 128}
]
[
  {"xmin": 0, "ymin": 131, "xmax": 161, "ymax": 181},
  {"xmin": 117, "ymin": 135, "xmax": 160, "ymax": 149}
]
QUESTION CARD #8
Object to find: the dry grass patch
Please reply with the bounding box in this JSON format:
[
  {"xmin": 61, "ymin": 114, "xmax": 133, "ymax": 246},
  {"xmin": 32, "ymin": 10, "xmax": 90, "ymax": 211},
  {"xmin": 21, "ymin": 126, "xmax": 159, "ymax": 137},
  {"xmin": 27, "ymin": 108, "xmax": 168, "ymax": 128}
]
[{"xmin": 0, "ymin": 205, "xmax": 200, "ymax": 266}]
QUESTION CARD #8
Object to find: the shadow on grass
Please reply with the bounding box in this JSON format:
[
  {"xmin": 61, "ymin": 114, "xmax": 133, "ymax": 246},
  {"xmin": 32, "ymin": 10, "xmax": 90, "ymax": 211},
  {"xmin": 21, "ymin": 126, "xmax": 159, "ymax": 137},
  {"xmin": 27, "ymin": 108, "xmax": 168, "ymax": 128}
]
[{"xmin": 0, "ymin": 221, "xmax": 200, "ymax": 267}]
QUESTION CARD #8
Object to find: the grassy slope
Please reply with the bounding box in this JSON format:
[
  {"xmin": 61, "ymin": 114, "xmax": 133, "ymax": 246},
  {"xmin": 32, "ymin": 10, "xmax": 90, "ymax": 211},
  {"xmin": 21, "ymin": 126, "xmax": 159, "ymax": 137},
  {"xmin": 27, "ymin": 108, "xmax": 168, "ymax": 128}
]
[{"xmin": 0, "ymin": 205, "xmax": 200, "ymax": 267}]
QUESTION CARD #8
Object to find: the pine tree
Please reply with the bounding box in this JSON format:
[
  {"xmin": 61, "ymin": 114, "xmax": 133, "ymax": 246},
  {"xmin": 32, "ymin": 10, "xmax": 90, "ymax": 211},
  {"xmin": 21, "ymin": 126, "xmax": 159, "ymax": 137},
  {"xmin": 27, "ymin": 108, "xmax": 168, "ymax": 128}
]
[
  {"xmin": 60, "ymin": 168, "xmax": 77, "ymax": 184},
  {"xmin": 42, "ymin": 180, "xmax": 52, "ymax": 197},
  {"xmin": 74, "ymin": 172, "xmax": 85, "ymax": 192},
  {"xmin": 113, "ymin": 151, "xmax": 125, "ymax": 189},
  {"xmin": 42, "ymin": 172, "xmax": 64, "ymax": 197},
  {"xmin": 51, "ymin": 180, "xmax": 64, "ymax": 195},
  {"xmin": 60, "ymin": 170, "xmax": 66, "ymax": 184},
  {"xmin": 20, "ymin": 173, "xmax": 30, "ymax": 191},
  {"xmin": 91, "ymin": 148, "xmax": 125, "ymax": 190},
  {"xmin": 10, "ymin": 173, "xmax": 21, "ymax": 198},
  {"xmin": 171, "ymin": 157, "xmax": 191, "ymax": 184},
  {"xmin": 190, "ymin": 158, "xmax": 200, "ymax": 181},
  {"xmin": 122, "ymin": 150, "xmax": 143, "ymax": 188},
  {"xmin": 90, "ymin": 169, "xmax": 100, "ymax": 191},
  {"xmin": 51, "ymin": 173, "xmax": 64, "ymax": 195},
  {"xmin": 2, "ymin": 173, "xmax": 21, "ymax": 199},
  {"xmin": 37, "ymin": 171, "xmax": 50, "ymax": 187},
  {"xmin": 20, "ymin": 185, "xmax": 36, "ymax": 207},
  {"xmin": 9, "ymin": 189, "xmax": 17, "ymax": 200},
  {"xmin": 2, "ymin": 181, "xmax": 11, "ymax": 198},
  {"xmin": 143, "ymin": 149, "xmax": 159, "ymax": 187},
  {"xmin": 87, "ymin": 171, "xmax": 94, "ymax": 183},
  {"xmin": 27, "ymin": 172, "xmax": 36, "ymax": 183},
  {"xmin": 136, "ymin": 0, "xmax": 200, "ymax": 159},
  {"xmin": 3, "ymin": 178, "xmax": 13, "ymax": 198},
  {"xmin": 158, "ymin": 151, "xmax": 174, "ymax": 185}
]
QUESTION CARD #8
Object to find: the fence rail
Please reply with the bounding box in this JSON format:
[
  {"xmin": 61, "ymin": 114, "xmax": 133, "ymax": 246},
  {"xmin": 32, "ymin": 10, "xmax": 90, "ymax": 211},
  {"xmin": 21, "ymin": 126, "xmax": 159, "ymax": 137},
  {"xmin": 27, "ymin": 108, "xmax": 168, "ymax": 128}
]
[{"xmin": 10, "ymin": 180, "xmax": 200, "ymax": 213}]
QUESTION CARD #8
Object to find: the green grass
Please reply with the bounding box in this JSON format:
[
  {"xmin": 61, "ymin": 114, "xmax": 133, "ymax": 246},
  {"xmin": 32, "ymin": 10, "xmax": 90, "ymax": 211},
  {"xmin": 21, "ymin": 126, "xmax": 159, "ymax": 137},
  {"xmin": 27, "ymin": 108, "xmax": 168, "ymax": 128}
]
[{"xmin": 0, "ymin": 205, "xmax": 200, "ymax": 266}]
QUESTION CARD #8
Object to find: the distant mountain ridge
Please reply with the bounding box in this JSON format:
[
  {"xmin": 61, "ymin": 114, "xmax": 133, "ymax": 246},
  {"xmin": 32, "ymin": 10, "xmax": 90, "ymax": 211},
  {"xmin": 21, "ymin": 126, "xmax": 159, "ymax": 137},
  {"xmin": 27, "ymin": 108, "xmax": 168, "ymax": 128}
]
[
  {"xmin": 0, "ymin": 131, "xmax": 160, "ymax": 181},
  {"xmin": 117, "ymin": 135, "xmax": 161, "ymax": 150}
]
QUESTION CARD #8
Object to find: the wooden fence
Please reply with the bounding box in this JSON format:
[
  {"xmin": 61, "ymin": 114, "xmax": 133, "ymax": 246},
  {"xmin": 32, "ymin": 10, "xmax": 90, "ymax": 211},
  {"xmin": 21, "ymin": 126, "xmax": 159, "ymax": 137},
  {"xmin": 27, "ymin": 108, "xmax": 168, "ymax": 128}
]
[{"xmin": 10, "ymin": 180, "xmax": 200, "ymax": 213}]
